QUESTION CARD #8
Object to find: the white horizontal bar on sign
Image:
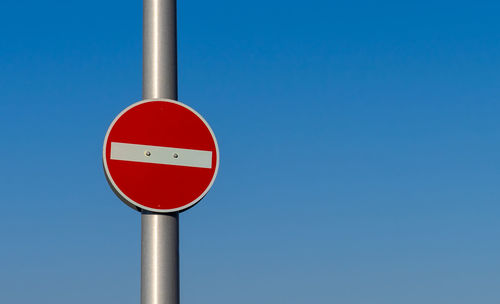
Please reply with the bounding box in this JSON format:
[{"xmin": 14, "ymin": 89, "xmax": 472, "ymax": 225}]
[{"xmin": 110, "ymin": 142, "xmax": 212, "ymax": 169}]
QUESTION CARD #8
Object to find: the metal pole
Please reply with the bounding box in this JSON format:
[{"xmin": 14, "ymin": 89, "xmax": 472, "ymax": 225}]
[
  {"xmin": 141, "ymin": 212, "xmax": 179, "ymax": 304},
  {"xmin": 143, "ymin": 0, "xmax": 178, "ymax": 99},
  {"xmin": 142, "ymin": 0, "xmax": 179, "ymax": 304}
]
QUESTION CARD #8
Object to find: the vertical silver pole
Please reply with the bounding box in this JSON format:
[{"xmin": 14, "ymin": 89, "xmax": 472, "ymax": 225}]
[
  {"xmin": 143, "ymin": 0, "xmax": 178, "ymax": 99},
  {"xmin": 141, "ymin": 212, "xmax": 179, "ymax": 304},
  {"xmin": 142, "ymin": 0, "xmax": 179, "ymax": 304}
]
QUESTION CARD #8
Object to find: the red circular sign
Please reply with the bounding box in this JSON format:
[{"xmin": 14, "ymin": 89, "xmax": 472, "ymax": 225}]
[{"xmin": 103, "ymin": 99, "xmax": 219, "ymax": 213}]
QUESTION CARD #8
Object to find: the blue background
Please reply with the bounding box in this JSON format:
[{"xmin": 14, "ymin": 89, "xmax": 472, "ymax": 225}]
[{"xmin": 1, "ymin": 0, "xmax": 500, "ymax": 303}]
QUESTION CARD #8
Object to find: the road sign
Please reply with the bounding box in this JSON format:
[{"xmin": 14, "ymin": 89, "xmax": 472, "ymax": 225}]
[{"xmin": 103, "ymin": 99, "xmax": 219, "ymax": 213}]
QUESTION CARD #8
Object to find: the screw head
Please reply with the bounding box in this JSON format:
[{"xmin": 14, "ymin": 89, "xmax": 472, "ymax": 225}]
[
  {"xmin": 145, "ymin": 151, "xmax": 151, "ymax": 157},
  {"xmin": 173, "ymin": 153, "xmax": 179, "ymax": 159}
]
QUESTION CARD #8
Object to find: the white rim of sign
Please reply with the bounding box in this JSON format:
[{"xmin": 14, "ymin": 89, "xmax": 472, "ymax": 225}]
[{"xmin": 102, "ymin": 98, "xmax": 220, "ymax": 213}]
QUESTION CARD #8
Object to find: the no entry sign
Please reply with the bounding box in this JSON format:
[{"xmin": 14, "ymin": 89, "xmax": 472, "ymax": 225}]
[{"xmin": 103, "ymin": 99, "xmax": 219, "ymax": 213}]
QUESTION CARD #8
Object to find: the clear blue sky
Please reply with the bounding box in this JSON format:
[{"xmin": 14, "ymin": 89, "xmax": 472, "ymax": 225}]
[{"xmin": 1, "ymin": 0, "xmax": 500, "ymax": 303}]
